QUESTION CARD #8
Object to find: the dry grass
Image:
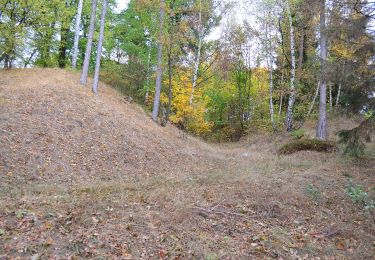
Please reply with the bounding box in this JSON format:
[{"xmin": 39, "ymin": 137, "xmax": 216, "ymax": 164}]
[{"xmin": 0, "ymin": 68, "xmax": 374, "ymax": 259}]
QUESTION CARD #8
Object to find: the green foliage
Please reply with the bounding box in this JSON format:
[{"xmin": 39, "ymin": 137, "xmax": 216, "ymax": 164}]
[
  {"xmin": 205, "ymin": 253, "xmax": 219, "ymax": 260},
  {"xmin": 346, "ymin": 184, "xmax": 367, "ymax": 204},
  {"xmin": 16, "ymin": 209, "xmax": 28, "ymax": 219},
  {"xmin": 278, "ymin": 139, "xmax": 336, "ymax": 155},
  {"xmin": 305, "ymin": 184, "xmax": 321, "ymax": 201},
  {"xmin": 346, "ymin": 180, "xmax": 375, "ymax": 213},
  {"xmin": 291, "ymin": 128, "xmax": 305, "ymax": 139},
  {"xmin": 338, "ymin": 113, "xmax": 374, "ymax": 158}
]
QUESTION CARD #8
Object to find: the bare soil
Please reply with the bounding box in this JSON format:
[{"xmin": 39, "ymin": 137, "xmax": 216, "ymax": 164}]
[{"xmin": 1, "ymin": 69, "xmax": 374, "ymax": 259}]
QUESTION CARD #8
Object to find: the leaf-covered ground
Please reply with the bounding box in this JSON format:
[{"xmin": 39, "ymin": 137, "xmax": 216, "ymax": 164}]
[{"xmin": 1, "ymin": 69, "xmax": 374, "ymax": 259}]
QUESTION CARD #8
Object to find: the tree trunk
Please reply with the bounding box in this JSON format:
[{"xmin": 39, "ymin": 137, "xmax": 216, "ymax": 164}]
[
  {"xmin": 307, "ymin": 81, "xmax": 320, "ymax": 117},
  {"xmin": 58, "ymin": 26, "xmax": 69, "ymax": 68},
  {"xmin": 329, "ymin": 81, "xmax": 332, "ymax": 110},
  {"xmin": 151, "ymin": 0, "xmax": 165, "ymax": 122},
  {"xmin": 167, "ymin": 50, "xmax": 173, "ymax": 122},
  {"xmin": 269, "ymin": 62, "xmax": 275, "ymax": 129},
  {"xmin": 265, "ymin": 23, "xmax": 275, "ymax": 129},
  {"xmin": 72, "ymin": 0, "xmax": 84, "ymax": 69},
  {"xmin": 316, "ymin": 0, "xmax": 328, "ymax": 140},
  {"xmin": 144, "ymin": 40, "xmax": 152, "ymax": 104},
  {"xmin": 189, "ymin": 0, "xmax": 202, "ymax": 105},
  {"xmin": 80, "ymin": 0, "xmax": 97, "ymax": 85},
  {"xmin": 285, "ymin": 0, "xmax": 297, "ymax": 131},
  {"xmin": 336, "ymin": 80, "xmax": 341, "ymax": 106},
  {"xmin": 24, "ymin": 49, "xmax": 37, "ymax": 68},
  {"xmin": 279, "ymin": 95, "xmax": 283, "ymax": 116},
  {"xmin": 298, "ymin": 25, "xmax": 304, "ymax": 74},
  {"xmin": 92, "ymin": 0, "xmax": 107, "ymax": 95}
]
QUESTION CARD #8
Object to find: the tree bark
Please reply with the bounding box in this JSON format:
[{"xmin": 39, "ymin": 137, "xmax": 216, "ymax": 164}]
[
  {"xmin": 80, "ymin": 0, "xmax": 97, "ymax": 85},
  {"xmin": 307, "ymin": 81, "xmax": 320, "ymax": 117},
  {"xmin": 72, "ymin": 0, "xmax": 84, "ymax": 69},
  {"xmin": 269, "ymin": 61, "xmax": 275, "ymax": 129},
  {"xmin": 58, "ymin": 26, "xmax": 69, "ymax": 68},
  {"xmin": 298, "ymin": 25, "xmax": 304, "ymax": 74},
  {"xmin": 152, "ymin": 0, "xmax": 165, "ymax": 122},
  {"xmin": 329, "ymin": 81, "xmax": 332, "ymax": 110},
  {"xmin": 279, "ymin": 95, "xmax": 283, "ymax": 116},
  {"xmin": 189, "ymin": 0, "xmax": 202, "ymax": 105},
  {"xmin": 144, "ymin": 40, "xmax": 152, "ymax": 104},
  {"xmin": 285, "ymin": 0, "xmax": 297, "ymax": 131},
  {"xmin": 167, "ymin": 47, "xmax": 173, "ymax": 122},
  {"xmin": 336, "ymin": 80, "xmax": 341, "ymax": 106},
  {"xmin": 92, "ymin": 0, "xmax": 107, "ymax": 95},
  {"xmin": 265, "ymin": 23, "xmax": 275, "ymax": 129},
  {"xmin": 316, "ymin": 0, "xmax": 328, "ymax": 140}
]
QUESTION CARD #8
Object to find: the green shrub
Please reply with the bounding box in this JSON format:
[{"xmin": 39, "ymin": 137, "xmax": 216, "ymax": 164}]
[
  {"xmin": 346, "ymin": 180, "xmax": 375, "ymax": 213},
  {"xmin": 278, "ymin": 139, "xmax": 337, "ymax": 155},
  {"xmin": 291, "ymin": 128, "xmax": 305, "ymax": 139},
  {"xmin": 338, "ymin": 113, "xmax": 374, "ymax": 158},
  {"xmin": 305, "ymin": 184, "xmax": 321, "ymax": 201}
]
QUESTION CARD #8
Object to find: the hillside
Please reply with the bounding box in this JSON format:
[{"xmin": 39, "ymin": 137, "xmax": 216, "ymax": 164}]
[{"xmin": 0, "ymin": 69, "xmax": 374, "ymax": 259}]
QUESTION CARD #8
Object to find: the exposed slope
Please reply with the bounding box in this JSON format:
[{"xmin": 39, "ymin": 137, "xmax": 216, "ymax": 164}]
[
  {"xmin": 0, "ymin": 68, "xmax": 213, "ymax": 186},
  {"xmin": 0, "ymin": 69, "xmax": 374, "ymax": 259}
]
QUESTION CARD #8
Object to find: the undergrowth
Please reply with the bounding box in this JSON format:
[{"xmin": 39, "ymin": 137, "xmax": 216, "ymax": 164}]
[{"xmin": 278, "ymin": 139, "xmax": 337, "ymax": 155}]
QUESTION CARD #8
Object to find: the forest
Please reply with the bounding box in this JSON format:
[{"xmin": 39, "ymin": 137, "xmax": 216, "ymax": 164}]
[
  {"xmin": 0, "ymin": 0, "xmax": 375, "ymax": 258},
  {"xmin": 1, "ymin": 0, "xmax": 373, "ymax": 140}
]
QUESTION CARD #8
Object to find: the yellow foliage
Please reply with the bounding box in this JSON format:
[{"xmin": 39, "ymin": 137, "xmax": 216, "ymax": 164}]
[{"xmin": 167, "ymin": 69, "xmax": 212, "ymax": 135}]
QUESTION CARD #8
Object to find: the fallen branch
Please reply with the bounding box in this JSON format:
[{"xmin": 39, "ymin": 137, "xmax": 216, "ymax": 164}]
[{"xmin": 192, "ymin": 206, "xmax": 256, "ymax": 219}]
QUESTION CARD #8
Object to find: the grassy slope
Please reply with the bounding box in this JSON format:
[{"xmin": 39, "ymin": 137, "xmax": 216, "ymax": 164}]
[{"xmin": 0, "ymin": 69, "xmax": 374, "ymax": 259}]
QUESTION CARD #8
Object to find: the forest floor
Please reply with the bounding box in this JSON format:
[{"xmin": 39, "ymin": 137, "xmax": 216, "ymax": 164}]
[{"xmin": 1, "ymin": 68, "xmax": 374, "ymax": 259}]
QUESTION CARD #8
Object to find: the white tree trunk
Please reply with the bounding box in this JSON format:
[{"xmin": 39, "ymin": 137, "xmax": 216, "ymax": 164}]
[
  {"xmin": 316, "ymin": 0, "xmax": 328, "ymax": 140},
  {"xmin": 265, "ymin": 23, "xmax": 274, "ymax": 129},
  {"xmin": 189, "ymin": 0, "xmax": 202, "ymax": 105},
  {"xmin": 285, "ymin": 0, "xmax": 297, "ymax": 131},
  {"xmin": 92, "ymin": 0, "xmax": 107, "ymax": 95},
  {"xmin": 307, "ymin": 81, "xmax": 320, "ymax": 117},
  {"xmin": 80, "ymin": 0, "xmax": 97, "ymax": 85},
  {"xmin": 72, "ymin": 0, "xmax": 84, "ymax": 69},
  {"xmin": 152, "ymin": 0, "xmax": 165, "ymax": 122},
  {"xmin": 336, "ymin": 80, "xmax": 341, "ymax": 106},
  {"xmin": 144, "ymin": 40, "xmax": 152, "ymax": 104}
]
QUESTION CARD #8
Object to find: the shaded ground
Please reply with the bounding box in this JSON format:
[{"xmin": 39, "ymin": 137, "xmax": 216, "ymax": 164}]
[{"xmin": 1, "ymin": 69, "xmax": 374, "ymax": 259}]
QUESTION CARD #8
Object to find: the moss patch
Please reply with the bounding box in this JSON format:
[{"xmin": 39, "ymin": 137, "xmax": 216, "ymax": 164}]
[{"xmin": 278, "ymin": 139, "xmax": 337, "ymax": 155}]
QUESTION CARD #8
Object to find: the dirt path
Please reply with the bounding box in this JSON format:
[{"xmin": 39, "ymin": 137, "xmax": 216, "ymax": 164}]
[{"xmin": 1, "ymin": 69, "xmax": 374, "ymax": 259}]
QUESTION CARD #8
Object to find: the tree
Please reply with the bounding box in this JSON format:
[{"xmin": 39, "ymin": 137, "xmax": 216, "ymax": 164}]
[
  {"xmin": 189, "ymin": 0, "xmax": 202, "ymax": 105},
  {"xmin": 152, "ymin": 0, "xmax": 165, "ymax": 122},
  {"xmin": 58, "ymin": 0, "xmax": 76, "ymax": 68},
  {"xmin": 285, "ymin": 0, "xmax": 297, "ymax": 131},
  {"xmin": 80, "ymin": 0, "xmax": 97, "ymax": 85},
  {"xmin": 72, "ymin": 0, "xmax": 84, "ymax": 69},
  {"xmin": 316, "ymin": 0, "xmax": 327, "ymax": 140},
  {"xmin": 93, "ymin": 0, "xmax": 108, "ymax": 95},
  {"xmin": 0, "ymin": 0, "xmax": 34, "ymax": 68}
]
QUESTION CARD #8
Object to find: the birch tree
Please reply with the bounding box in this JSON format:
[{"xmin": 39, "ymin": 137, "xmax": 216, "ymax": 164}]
[
  {"xmin": 92, "ymin": 0, "xmax": 108, "ymax": 95},
  {"xmin": 72, "ymin": 0, "xmax": 84, "ymax": 69},
  {"xmin": 152, "ymin": 0, "xmax": 165, "ymax": 122},
  {"xmin": 264, "ymin": 13, "xmax": 276, "ymax": 130},
  {"xmin": 335, "ymin": 80, "xmax": 341, "ymax": 106},
  {"xmin": 285, "ymin": 0, "xmax": 297, "ymax": 131},
  {"xmin": 316, "ymin": 0, "xmax": 327, "ymax": 139},
  {"xmin": 80, "ymin": 0, "xmax": 97, "ymax": 85}
]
